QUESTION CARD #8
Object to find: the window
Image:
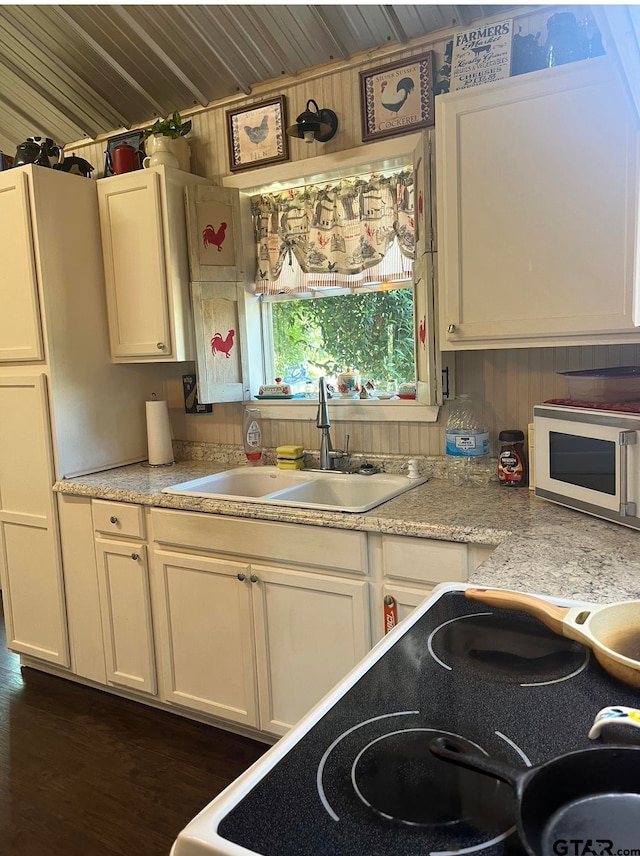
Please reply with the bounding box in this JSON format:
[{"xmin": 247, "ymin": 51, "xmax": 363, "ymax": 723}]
[
  {"xmin": 263, "ymin": 246, "xmax": 414, "ymax": 394},
  {"xmin": 223, "ymin": 135, "xmax": 443, "ymax": 420},
  {"xmin": 253, "ymin": 170, "xmax": 417, "ymax": 397}
]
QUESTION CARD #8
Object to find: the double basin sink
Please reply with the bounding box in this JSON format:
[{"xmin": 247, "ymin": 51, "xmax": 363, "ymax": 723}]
[{"xmin": 163, "ymin": 466, "xmax": 427, "ymax": 513}]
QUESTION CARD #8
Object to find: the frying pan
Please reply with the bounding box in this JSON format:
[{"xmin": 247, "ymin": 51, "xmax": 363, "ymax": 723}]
[
  {"xmin": 465, "ymin": 588, "xmax": 640, "ymax": 688},
  {"xmin": 430, "ymin": 736, "xmax": 640, "ymax": 856}
]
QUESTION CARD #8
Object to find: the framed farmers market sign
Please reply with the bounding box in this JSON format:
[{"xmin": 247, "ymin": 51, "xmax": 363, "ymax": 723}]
[{"xmin": 450, "ymin": 19, "xmax": 513, "ymax": 91}]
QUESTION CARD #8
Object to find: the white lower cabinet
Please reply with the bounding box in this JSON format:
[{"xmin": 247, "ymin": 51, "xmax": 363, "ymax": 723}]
[
  {"xmin": 152, "ymin": 548, "xmax": 370, "ymax": 737},
  {"xmin": 53, "ymin": 496, "xmax": 497, "ymax": 740},
  {"xmin": 152, "ymin": 550, "xmax": 258, "ymax": 727},
  {"xmin": 250, "ymin": 564, "xmax": 370, "ymax": 735},
  {"xmin": 95, "ymin": 538, "xmax": 156, "ymax": 695},
  {"xmin": 370, "ymin": 533, "xmax": 495, "ymax": 639},
  {"xmin": 0, "ymin": 375, "xmax": 69, "ymax": 667}
]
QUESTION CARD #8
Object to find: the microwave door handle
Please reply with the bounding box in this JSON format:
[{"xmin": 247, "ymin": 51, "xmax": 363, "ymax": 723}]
[{"xmin": 619, "ymin": 431, "xmax": 637, "ymax": 517}]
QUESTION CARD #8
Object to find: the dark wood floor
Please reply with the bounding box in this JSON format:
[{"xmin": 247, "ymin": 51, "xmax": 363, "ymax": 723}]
[{"xmin": 0, "ymin": 597, "xmax": 266, "ymax": 855}]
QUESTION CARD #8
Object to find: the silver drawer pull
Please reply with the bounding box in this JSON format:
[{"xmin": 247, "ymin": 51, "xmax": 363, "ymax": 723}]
[
  {"xmin": 157, "ymin": 342, "xmax": 165, "ymax": 350},
  {"xmin": 110, "ymin": 516, "xmax": 118, "ymax": 524},
  {"xmin": 250, "ymin": 574, "xmax": 259, "ymax": 584},
  {"xmin": 131, "ymin": 553, "xmax": 139, "ymax": 561},
  {"xmin": 237, "ymin": 573, "xmax": 246, "ymax": 581}
]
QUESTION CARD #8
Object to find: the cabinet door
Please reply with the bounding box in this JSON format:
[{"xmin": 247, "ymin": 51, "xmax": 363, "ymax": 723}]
[
  {"xmin": 184, "ymin": 184, "xmax": 244, "ymax": 282},
  {"xmin": 151, "ymin": 550, "xmax": 258, "ymax": 727},
  {"xmin": 0, "ymin": 171, "xmax": 44, "ymax": 361},
  {"xmin": 95, "ymin": 539, "xmax": 156, "ymax": 694},
  {"xmin": 190, "ymin": 281, "xmax": 248, "ymax": 403},
  {"xmin": 250, "ymin": 565, "xmax": 370, "ymax": 736},
  {"xmin": 437, "ymin": 58, "xmax": 638, "ymax": 348},
  {"xmin": 413, "ymin": 130, "xmax": 435, "ymax": 256},
  {"xmin": 0, "ymin": 375, "xmax": 69, "ymax": 665},
  {"xmin": 98, "ymin": 171, "xmax": 172, "ymax": 360}
]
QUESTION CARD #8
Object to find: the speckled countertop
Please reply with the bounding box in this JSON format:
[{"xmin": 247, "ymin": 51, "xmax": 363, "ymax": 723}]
[{"xmin": 54, "ymin": 461, "xmax": 640, "ymax": 604}]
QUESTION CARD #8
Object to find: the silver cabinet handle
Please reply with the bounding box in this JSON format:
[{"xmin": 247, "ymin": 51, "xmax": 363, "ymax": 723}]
[
  {"xmin": 250, "ymin": 574, "xmax": 259, "ymax": 584},
  {"xmin": 237, "ymin": 573, "xmax": 246, "ymax": 581},
  {"xmin": 448, "ymin": 323, "xmax": 457, "ymax": 334},
  {"xmin": 110, "ymin": 516, "xmax": 118, "ymax": 524},
  {"xmin": 131, "ymin": 553, "xmax": 139, "ymax": 561},
  {"xmin": 157, "ymin": 342, "xmax": 165, "ymax": 350}
]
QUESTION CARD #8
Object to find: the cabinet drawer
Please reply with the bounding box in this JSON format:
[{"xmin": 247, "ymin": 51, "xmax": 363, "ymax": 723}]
[
  {"xmin": 150, "ymin": 509, "xmax": 367, "ymax": 574},
  {"xmin": 382, "ymin": 535, "xmax": 468, "ymax": 585},
  {"xmin": 93, "ymin": 500, "xmax": 145, "ymax": 539}
]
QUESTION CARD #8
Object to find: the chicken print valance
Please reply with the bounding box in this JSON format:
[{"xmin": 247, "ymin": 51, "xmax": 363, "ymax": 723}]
[{"xmin": 251, "ymin": 171, "xmax": 414, "ymax": 294}]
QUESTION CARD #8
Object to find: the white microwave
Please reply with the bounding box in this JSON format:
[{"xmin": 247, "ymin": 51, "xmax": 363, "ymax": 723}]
[{"xmin": 533, "ymin": 404, "xmax": 640, "ymax": 530}]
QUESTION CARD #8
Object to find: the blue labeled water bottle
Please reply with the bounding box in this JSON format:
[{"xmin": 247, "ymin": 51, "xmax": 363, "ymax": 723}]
[{"xmin": 445, "ymin": 394, "xmax": 489, "ymax": 486}]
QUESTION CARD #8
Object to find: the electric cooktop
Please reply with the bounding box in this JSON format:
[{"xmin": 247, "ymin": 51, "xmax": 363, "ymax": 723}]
[{"xmin": 171, "ymin": 583, "xmax": 640, "ymax": 856}]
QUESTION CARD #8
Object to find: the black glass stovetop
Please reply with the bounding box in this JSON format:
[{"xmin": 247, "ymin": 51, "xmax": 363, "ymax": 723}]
[{"xmin": 217, "ymin": 590, "xmax": 640, "ymax": 856}]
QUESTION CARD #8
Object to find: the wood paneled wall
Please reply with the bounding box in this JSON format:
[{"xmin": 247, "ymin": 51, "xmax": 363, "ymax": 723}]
[
  {"xmin": 164, "ymin": 343, "xmax": 640, "ymax": 457},
  {"xmin": 67, "ymin": 6, "xmax": 572, "ymax": 182},
  {"xmin": 67, "ymin": 4, "xmax": 611, "ymax": 458}
]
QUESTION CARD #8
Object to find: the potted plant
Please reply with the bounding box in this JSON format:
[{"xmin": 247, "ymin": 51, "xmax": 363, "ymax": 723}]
[{"xmin": 141, "ymin": 110, "xmax": 193, "ymax": 172}]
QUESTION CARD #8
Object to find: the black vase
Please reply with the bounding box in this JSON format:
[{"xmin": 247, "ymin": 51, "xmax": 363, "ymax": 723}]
[{"xmin": 544, "ymin": 13, "xmax": 588, "ymax": 67}]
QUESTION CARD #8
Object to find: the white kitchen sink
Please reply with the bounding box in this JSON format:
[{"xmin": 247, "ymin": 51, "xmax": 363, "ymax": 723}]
[
  {"xmin": 162, "ymin": 466, "xmax": 427, "ymax": 513},
  {"xmin": 163, "ymin": 467, "xmax": 314, "ymax": 500}
]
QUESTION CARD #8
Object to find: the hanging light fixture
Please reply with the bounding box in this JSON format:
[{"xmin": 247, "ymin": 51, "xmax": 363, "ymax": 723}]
[{"xmin": 286, "ymin": 99, "xmax": 338, "ymax": 143}]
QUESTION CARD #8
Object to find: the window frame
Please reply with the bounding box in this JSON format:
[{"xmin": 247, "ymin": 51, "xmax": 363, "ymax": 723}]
[{"xmin": 223, "ymin": 134, "xmax": 443, "ymax": 422}]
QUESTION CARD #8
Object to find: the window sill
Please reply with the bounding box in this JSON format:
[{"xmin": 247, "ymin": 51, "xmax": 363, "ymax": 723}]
[{"xmin": 253, "ymin": 399, "xmax": 440, "ymax": 422}]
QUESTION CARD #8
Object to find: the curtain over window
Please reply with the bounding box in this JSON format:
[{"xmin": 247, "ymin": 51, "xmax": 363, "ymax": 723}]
[{"xmin": 251, "ymin": 170, "xmax": 414, "ymax": 294}]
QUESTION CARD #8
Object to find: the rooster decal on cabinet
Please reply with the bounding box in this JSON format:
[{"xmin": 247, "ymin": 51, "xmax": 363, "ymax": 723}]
[
  {"xmin": 203, "ymin": 222, "xmax": 227, "ymax": 251},
  {"xmin": 210, "ymin": 329, "xmax": 235, "ymax": 358}
]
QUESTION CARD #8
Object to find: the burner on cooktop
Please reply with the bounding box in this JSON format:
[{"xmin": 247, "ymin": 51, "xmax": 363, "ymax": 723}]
[
  {"xmin": 428, "ymin": 612, "xmax": 589, "ymax": 686},
  {"xmin": 351, "ymin": 728, "xmax": 513, "ymax": 831}
]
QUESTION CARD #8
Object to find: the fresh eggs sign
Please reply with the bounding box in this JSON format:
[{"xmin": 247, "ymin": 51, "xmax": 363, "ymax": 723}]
[{"xmin": 451, "ymin": 19, "xmax": 513, "ymax": 91}]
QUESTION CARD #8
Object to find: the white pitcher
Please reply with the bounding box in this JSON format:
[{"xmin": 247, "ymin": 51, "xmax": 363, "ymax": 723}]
[{"xmin": 143, "ymin": 135, "xmax": 179, "ymax": 169}]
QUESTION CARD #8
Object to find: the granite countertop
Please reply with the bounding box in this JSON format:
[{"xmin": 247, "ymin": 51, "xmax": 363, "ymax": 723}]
[{"xmin": 55, "ymin": 461, "xmax": 640, "ymax": 604}]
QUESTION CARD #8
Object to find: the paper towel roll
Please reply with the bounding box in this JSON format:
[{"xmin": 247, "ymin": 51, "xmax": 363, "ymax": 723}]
[{"xmin": 146, "ymin": 399, "xmax": 174, "ymax": 465}]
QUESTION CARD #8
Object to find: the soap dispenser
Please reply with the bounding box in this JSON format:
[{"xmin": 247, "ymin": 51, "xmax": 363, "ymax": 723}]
[{"xmin": 243, "ymin": 407, "xmax": 263, "ymax": 466}]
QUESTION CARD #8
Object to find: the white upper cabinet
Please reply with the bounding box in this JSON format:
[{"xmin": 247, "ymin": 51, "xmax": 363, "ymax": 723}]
[
  {"xmin": 593, "ymin": 6, "xmax": 640, "ymax": 127},
  {"xmin": 413, "ymin": 130, "xmax": 436, "ymax": 257},
  {"xmin": 436, "ymin": 57, "xmax": 640, "ymax": 350},
  {"xmin": 0, "ymin": 171, "xmax": 44, "ymax": 362},
  {"xmin": 184, "ymin": 183, "xmax": 245, "ymax": 282},
  {"xmin": 97, "ymin": 166, "xmax": 208, "ymax": 362}
]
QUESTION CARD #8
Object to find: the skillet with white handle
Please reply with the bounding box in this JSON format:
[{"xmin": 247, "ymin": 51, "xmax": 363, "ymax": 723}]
[{"xmin": 465, "ymin": 588, "xmax": 640, "ymax": 688}]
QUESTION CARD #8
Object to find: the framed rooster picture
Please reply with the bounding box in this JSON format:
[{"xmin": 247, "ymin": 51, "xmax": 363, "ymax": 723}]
[
  {"xmin": 226, "ymin": 95, "xmax": 289, "ymax": 173},
  {"xmin": 359, "ymin": 53, "xmax": 435, "ymax": 143}
]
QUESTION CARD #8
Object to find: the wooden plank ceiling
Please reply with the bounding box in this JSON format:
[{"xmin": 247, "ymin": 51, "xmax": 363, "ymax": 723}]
[{"xmin": 0, "ymin": 4, "xmax": 519, "ymax": 155}]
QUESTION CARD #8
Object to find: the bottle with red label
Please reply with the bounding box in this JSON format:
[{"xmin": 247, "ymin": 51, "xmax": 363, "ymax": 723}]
[{"xmin": 498, "ymin": 430, "xmax": 528, "ymax": 487}]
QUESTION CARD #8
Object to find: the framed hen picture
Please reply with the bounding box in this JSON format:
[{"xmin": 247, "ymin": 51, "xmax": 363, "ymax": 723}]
[
  {"xmin": 360, "ymin": 53, "xmax": 435, "ymax": 143},
  {"xmin": 226, "ymin": 96, "xmax": 289, "ymax": 173}
]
